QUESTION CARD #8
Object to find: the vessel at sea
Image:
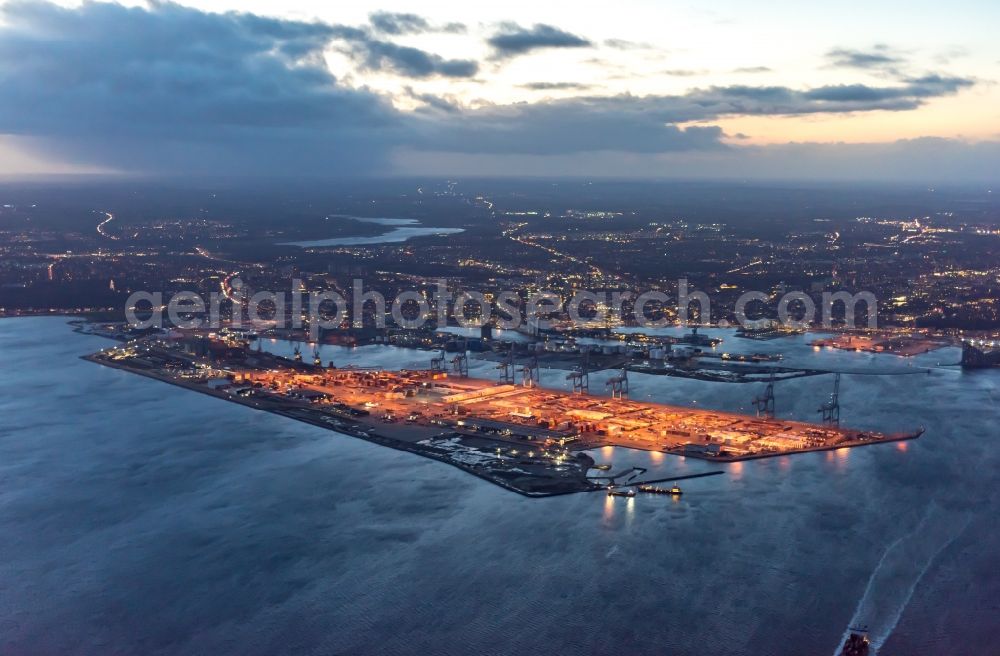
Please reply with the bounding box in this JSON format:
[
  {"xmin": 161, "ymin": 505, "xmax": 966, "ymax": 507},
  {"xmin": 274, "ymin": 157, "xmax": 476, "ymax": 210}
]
[
  {"xmin": 840, "ymin": 627, "xmax": 870, "ymax": 656},
  {"xmin": 638, "ymin": 484, "xmax": 683, "ymax": 496}
]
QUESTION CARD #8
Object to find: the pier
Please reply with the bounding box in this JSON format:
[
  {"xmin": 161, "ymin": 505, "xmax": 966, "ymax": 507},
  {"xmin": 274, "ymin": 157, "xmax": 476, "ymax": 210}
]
[{"xmin": 82, "ymin": 335, "xmax": 923, "ymax": 497}]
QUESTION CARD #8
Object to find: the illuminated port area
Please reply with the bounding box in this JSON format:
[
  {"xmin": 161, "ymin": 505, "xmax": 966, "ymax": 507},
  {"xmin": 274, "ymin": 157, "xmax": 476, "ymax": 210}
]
[
  {"xmin": 86, "ymin": 338, "xmax": 922, "ymax": 497},
  {"xmin": 809, "ymin": 332, "xmax": 948, "ymax": 357}
]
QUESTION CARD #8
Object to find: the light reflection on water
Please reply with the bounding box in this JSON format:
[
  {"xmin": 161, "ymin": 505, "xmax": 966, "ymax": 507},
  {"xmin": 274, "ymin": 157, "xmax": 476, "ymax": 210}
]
[
  {"xmin": 729, "ymin": 460, "xmax": 744, "ymax": 480},
  {"xmin": 834, "ymin": 446, "xmax": 851, "ymax": 472},
  {"xmin": 603, "ymin": 493, "xmax": 615, "ymax": 523}
]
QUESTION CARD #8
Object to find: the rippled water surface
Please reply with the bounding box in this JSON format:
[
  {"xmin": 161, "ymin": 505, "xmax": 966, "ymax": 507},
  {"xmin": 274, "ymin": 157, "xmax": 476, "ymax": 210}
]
[{"xmin": 1, "ymin": 318, "xmax": 998, "ymax": 654}]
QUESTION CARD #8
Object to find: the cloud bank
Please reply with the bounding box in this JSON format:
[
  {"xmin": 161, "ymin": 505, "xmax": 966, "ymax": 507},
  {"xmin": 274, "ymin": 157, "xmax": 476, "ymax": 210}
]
[
  {"xmin": 397, "ymin": 139, "xmax": 1000, "ymax": 185},
  {"xmin": 0, "ymin": 1, "xmax": 993, "ymax": 183},
  {"xmin": 0, "ymin": 0, "xmax": 402, "ymax": 175}
]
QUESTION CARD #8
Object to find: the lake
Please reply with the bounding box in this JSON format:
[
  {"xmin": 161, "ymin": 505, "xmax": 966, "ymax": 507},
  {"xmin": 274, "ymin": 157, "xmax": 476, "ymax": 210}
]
[{"xmin": 279, "ymin": 216, "xmax": 464, "ymax": 248}]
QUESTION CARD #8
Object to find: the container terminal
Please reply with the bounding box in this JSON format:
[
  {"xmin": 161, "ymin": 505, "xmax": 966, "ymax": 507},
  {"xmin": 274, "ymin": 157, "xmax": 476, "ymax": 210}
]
[
  {"xmin": 961, "ymin": 340, "xmax": 1000, "ymax": 368},
  {"xmin": 84, "ymin": 335, "xmax": 923, "ymax": 497}
]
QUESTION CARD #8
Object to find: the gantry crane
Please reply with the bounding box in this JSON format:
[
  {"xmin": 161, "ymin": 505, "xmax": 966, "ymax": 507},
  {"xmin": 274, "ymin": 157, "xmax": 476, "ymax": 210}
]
[
  {"xmin": 818, "ymin": 372, "xmax": 841, "ymax": 426},
  {"xmin": 606, "ymin": 368, "xmax": 629, "ymax": 399},
  {"xmin": 521, "ymin": 355, "xmax": 539, "ymax": 388},
  {"xmin": 567, "ymin": 350, "xmax": 589, "ymax": 394},
  {"xmin": 497, "ymin": 346, "xmax": 516, "ymax": 384},
  {"xmin": 451, "ymin": 338, "xmax": 469, "ymax": 378},
  {"xmin": 753, "ymin": 369, "xmax": 776, "ymax": 419},
  {"xmin": 430, "ymin": 348, "xmax": 447, "ymax": 373}
]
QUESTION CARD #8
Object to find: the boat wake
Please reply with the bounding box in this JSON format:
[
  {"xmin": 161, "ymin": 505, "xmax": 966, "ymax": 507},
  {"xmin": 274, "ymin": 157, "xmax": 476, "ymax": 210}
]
[{"xmin": 835, "ymin": 503, "xmax": 971, "ymax": 654}]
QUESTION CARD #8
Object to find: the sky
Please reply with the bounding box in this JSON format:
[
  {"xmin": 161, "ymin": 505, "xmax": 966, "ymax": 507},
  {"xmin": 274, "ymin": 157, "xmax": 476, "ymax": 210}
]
[{"xmin": 0, "ymin": 0, "xmax": 998, "ymax": 182}]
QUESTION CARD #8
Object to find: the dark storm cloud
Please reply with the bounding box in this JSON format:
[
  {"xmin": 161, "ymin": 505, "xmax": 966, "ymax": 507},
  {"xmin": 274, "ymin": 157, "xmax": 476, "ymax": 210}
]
[
  {"xmin": 827, "ymin": 46, "xmax": 904, "ymax": 70},
  {"xmin": 488, "ymin": 23, "xmax": 592, "ymax": 58},
  {"xmin": 340, "ymin": 37, "xmax": 479, "ymax": 78},
  {"xmin": 324, "ymin": 22, "xmax": 477, "ymax": 78},
  {"xmin": 417, "ymin": 103, "xmax": 726, "ymax": 155},
  {"xmin": 0, "ymin": 1, "xmax": 983, "ymax": 176},
  {"xmin": 0, "ymin": 0, "xmax": 404, "ymax": 175},
  {"xmin": 414, "ymin": 75, "xmax": 977, "ymax": 155},
  {"xmin": 368, "ymin": 11, "xmax": 465, "ymax": 35},
  {"xmin": 410, "ymin": 94, "xmax": 729, "ymax": 155}
]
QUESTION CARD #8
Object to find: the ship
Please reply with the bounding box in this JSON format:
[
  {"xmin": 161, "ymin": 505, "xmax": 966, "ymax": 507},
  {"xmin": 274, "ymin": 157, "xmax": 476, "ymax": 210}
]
[
  {"xmin": 840, "ymin": 627, "xmax": 870, "ymax": 656},
  {"xmin": 961, "ymin": 340, "xmax": 1000, "ymax": 368},
  {"xmin": 607, "ymin": 487, "xmax": 636, "ymax": 498},
  {"xmin": 638, "ymin": 484, "xmax": 683, "ymax": 496},
  {"xmin": 719, "ymin": 352, "xmax": 782, "ymax": 362}
]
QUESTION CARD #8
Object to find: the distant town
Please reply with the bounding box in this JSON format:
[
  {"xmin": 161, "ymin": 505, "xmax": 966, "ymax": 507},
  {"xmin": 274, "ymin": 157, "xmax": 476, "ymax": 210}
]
[{"xmin": 2, "ymin": 181, "xmax": 998, "ymax": 337}]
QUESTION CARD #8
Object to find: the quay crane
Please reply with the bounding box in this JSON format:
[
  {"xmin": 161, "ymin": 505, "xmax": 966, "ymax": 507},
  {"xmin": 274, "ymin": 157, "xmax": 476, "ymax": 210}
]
[
  {"xmin": 521, "ymin": 355, "xmax": 539, "ymax": 388},
  {"xmin": 497, "ymin": 347, "xmax": 516, "ymax": 384},
  {"xmin": 292, "ymin": 343, "xmax": 302, "ymax": 363},
  {"xmin": 451, "ymin": 338, "xmax": 469, "ymax": 378},
  {"xmin": 567, "ymin": 350, "xmax": 590, "ymax": 394},
  {"xmin": 819, "ymin": 372, "xmax": 841, "ymax": 426},
  {"xmin": 606, "ymin": 368, "xmax": 629, "ymax": 399},
  {"xmin": 430, "ymin": 348, "xmax": 447, "ymax": 373},
  {"xmin": 313, "ymin": 346, "xmax": 323, "ymax": 367},
  {"xmin": 753, "ymin": 369, "xmax": 776, "ymax": 419}
]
